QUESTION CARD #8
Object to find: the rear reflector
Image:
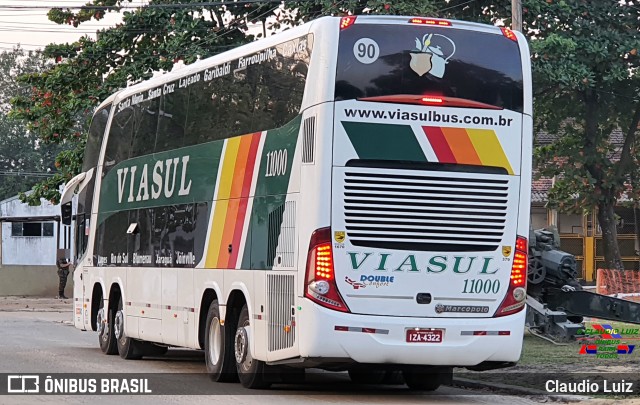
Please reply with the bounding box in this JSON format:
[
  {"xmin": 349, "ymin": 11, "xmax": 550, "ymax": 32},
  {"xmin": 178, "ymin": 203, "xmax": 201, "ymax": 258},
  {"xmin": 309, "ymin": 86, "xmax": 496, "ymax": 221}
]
[
  {"xmin": 334, "ymin": 326, "xmax": 390, "ymax": 334},
  {"xmin": 461, "ymin": 331, "xmax": 512, "ymax": 336}
]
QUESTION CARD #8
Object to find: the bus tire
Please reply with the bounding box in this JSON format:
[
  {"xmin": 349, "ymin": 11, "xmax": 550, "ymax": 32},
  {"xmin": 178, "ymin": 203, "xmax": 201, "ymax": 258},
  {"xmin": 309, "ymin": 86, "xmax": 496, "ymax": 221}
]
[
  {"xmin": 382, "ymin": 370, "xmax": 405, "ymax": 385},
  {"xmin": 235, "ymin": 304, "xmax": 271, "ymax": 389},
  {"xmin": 140, "ymin": 342, "xmax": 168, "ymax": 357},
  {"xmin": 97, "ymin": 298, "xmax": 117, "ymax": 355},
  {"xmin": 115, "ymin": 297, "xmax": 142, "ymax": 360},
  {"xmin": 402, "ymin": 369, "xmax": 449, "ymax": 391},
  {"xmin": 348, "ymin": 369, "xmax": 386, "ymax": 384},
  {"xmin": 205, "ymin": 299, "xmax": 237, "ymax": 382}
]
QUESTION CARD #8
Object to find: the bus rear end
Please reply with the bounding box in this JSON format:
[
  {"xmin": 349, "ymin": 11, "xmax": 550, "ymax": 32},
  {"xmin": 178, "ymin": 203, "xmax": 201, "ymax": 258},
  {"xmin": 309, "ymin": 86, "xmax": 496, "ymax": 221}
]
[{"xmin": 300, "ymin": 16, "xmax": 532, "ymax": 371}]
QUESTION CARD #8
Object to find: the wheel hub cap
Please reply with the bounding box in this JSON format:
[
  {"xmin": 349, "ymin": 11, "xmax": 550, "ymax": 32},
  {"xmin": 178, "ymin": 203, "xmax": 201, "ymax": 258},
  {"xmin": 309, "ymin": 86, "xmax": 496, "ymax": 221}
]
[
  {"xmin": 234, "ymin": 327, "xmax": 248, "ymax": 364},
  {"xmin": 114, "ymin": 310, "xmax": 124, "ymax": 340},
  {"xmin": 96, "ymin": 308, "xmax": 105, "ymax": 335}
]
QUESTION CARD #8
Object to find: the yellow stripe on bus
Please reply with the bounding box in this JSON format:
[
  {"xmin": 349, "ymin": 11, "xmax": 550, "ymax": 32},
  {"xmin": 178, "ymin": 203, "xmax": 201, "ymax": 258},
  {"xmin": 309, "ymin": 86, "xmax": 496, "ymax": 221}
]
[
  {"xmin": 466, "ymin": 129, "xmax": 514, "ymax": 175},
  {"xmin": 205, "ymin": 199, "xmax": 229, "ymax": 267},
  {"xmin": 217, "ymin": 137, "xmax": 241, "ymax": 199},
  {"xmin": 205, "ymin": 138, "xmax": 241, "ymax": 268}
]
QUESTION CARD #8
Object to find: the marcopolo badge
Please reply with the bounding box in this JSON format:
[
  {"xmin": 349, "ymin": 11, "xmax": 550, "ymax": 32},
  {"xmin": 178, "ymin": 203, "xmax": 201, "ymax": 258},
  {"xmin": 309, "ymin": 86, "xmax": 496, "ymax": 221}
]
[{"xmin": 502, "ymin": 246, "xmax": 512, "ymax": 257}]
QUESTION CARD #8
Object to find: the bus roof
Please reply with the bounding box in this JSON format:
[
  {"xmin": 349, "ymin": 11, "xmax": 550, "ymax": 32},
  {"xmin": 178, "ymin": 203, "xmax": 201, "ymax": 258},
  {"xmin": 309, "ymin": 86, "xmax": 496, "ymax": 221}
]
[
  {"xmin": 112, "ymin": 19, "xmax": 313, "ymax": 104},
  {"xmin": 103, "ymin": 15, "xmax": 512, "ymax": 108}
]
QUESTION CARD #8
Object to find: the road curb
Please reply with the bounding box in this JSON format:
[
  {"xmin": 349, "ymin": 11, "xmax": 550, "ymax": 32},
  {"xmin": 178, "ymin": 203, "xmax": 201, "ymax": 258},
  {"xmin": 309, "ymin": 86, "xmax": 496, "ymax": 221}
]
[{"xmin": 452, "ymin": 377, "xmax": 588, "ymax": 402}]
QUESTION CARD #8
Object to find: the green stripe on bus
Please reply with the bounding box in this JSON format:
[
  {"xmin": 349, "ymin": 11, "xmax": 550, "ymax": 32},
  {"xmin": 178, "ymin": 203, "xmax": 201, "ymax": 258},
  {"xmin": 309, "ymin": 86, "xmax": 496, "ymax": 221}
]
[
  {"xmin": 98, "ymin": 141, "xmax": 224, "ymax": 218},
  {"xmin": 341, "ymin": 121, "xmax": 427, "ymax": 162}
]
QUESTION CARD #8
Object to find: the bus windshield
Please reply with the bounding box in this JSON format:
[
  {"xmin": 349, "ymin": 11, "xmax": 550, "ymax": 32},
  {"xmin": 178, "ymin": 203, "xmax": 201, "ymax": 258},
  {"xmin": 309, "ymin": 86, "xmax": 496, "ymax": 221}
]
[{"xmin": 335, "ymin": 24, "xmax": 524, "ymax": 112}]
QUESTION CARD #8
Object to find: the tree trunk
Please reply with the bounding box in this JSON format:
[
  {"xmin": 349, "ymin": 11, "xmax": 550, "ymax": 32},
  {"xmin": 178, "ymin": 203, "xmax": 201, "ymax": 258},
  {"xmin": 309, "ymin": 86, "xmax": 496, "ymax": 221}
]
[
  {"xmin": 597, "ymin": 199, "xmax": 624, "ymax": 270},
  {"xmin": 583, "ymin": 91, "xmax": 624, "ymax": 271}
]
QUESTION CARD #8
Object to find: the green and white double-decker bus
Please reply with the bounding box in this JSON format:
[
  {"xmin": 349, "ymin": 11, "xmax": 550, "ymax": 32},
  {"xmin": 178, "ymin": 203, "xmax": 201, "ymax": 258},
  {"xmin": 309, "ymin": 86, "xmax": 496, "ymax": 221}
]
[{"xmin": 61, "ymin": 15, "xmax": 532, "ymax": 390}]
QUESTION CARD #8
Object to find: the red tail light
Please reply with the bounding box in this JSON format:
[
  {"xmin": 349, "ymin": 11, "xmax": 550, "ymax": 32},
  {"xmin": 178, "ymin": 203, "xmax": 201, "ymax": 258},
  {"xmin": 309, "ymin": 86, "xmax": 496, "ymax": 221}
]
[
  {"xmin": 421, "ymin": 96, "xmax": 444, "ymax": 104},
  {"xmin": 495, "ymin": 235, "xmax": 527, "ymax": 317},
  {"xmin": 501, "ymin": 27, "xmax": 518, "ymax": 42},
  {"xmin": 304, "ymin": 227, "xmax": 350, "ymax": 312},
  {"xmin": 340, "ymin": 16, "xmax": 357, "ymax": 30},
  {"xmin": 408, "ymin": 18, "xmax": 451, "ymax": 26},
  {"xmin": 357, "ymin": 95, "xmax": 503, "ymax": 110}
]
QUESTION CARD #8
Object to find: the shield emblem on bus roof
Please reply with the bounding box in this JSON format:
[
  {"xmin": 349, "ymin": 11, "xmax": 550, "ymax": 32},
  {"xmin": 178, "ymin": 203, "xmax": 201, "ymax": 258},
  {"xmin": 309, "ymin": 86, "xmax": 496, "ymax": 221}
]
[{"xmin": 502, "ymin": 246, "xmax": 512, "ymax": 257}]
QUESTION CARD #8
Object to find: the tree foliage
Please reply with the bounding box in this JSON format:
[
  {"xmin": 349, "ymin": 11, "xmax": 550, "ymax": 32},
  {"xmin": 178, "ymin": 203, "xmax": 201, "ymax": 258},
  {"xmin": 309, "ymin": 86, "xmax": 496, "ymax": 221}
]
[
  {"xmin": 525, "ymin": 0, "xmax": 640, "ymax": 269},
  {"xmin": 10, "ymin": 0, "xmax": 257, "ymax": 205},
  {"xmin": 0, "ymin": 48, "xmax": 62, "ymax": 201}
]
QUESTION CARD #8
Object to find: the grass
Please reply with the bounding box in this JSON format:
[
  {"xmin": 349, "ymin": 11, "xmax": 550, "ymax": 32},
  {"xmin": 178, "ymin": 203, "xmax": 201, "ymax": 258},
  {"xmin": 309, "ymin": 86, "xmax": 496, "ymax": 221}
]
[
  {"xmin": 456, "ymin": 320, "xmax": 640, "ymax": 395},
  {"xmin": 519, "ymin": 320, "xmax": 640, "ymax": 366}
]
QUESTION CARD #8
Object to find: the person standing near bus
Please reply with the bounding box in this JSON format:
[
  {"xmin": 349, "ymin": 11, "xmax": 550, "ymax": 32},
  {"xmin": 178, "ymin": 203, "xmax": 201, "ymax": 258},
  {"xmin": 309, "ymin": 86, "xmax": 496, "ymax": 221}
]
[{"xmin": 55, "ymin": 250, "xmax": 72, "ymax": 299}]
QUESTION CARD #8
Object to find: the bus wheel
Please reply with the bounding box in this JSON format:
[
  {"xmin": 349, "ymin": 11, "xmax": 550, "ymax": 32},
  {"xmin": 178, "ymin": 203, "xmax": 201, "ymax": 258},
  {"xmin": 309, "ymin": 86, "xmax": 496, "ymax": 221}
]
[
  {"xmin": 97, "ymin": 298, "xmax": 117, "ymax": 355},
  {"xmin": 235, "ymin": 304, "xmax": 271, "ymax": 389},
  {"xmin": 348, "ymin": 369, "xmax": 386, "ymax": 384},
  {"xmin": 382, "ymin": 370, "xmax": 405, "ymax": 385},
  {"xmin": 402, "ymin": 368, "xmax": 450, "ymax": 391},
  {"xmin": 115, "ymin": 297, "xmax": 142, "ymax": 360},
  {"xmin": 139, "ymin": 342, "xmax": 168, "ymax": 357},
  {"xmin": 205, "ymin": 299, "xmax": 237, "ymax": 382}
]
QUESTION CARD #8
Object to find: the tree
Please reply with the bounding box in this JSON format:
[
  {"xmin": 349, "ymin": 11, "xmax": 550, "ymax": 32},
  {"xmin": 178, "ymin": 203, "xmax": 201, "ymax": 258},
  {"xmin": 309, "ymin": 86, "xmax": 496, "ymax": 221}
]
[
  {"xmin": 525, "ymin": 1, "xmax": 640, "ymax": 270},
  {"xmin": 12, "ymin": 0, "xmax": 473, "ymax": 207},
  {"xmin": 0, "ymin": 48, "xmax": 62, "ymax": 201},
  {"xmin": 10, "ymin": 0, "xmax": 266, "ymax": 205}
]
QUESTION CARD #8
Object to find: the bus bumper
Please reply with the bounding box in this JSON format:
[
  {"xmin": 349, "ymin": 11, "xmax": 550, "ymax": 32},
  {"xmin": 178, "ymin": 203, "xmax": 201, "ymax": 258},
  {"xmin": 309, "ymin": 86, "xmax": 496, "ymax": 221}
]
[{"xmin": 296, "ymin": 302, "xmax": 525, "ymax": 366}]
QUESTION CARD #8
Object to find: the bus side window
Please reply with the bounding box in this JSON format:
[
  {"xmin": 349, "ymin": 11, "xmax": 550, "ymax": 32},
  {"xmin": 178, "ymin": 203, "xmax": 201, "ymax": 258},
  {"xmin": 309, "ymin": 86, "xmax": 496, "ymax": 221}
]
[
  {"xmin": 103, "ymin": 106, "xmax": 134, "ymax": 173},
  {"xmin": 131, "ymin": 97, "xmax": 160, "ymax": 158},
  {"xmin": 155, "ymin": 81, "xmax": 188, "ymax": 153},
  {"xmin": 182, "ymin": 36, "xmax": 310, "ymax": 148},
  {"xmin": 76, "ymin": 103, "xmax": 111, "ymax": 261}
]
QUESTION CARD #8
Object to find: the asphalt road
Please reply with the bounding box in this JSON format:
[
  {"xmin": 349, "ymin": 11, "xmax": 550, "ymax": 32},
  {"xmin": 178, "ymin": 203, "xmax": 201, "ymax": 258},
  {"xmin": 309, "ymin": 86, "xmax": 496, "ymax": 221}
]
[{"xmin": 0, "ymin": 306, "xmax": 564, "ymax": 404}]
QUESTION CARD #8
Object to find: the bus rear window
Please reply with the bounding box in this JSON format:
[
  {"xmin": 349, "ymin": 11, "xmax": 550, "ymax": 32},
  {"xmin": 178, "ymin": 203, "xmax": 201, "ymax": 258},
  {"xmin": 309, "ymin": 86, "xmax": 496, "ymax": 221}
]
[{"xmin": 336, "ymin": 24, "xmax": 524, "ymax": 112}]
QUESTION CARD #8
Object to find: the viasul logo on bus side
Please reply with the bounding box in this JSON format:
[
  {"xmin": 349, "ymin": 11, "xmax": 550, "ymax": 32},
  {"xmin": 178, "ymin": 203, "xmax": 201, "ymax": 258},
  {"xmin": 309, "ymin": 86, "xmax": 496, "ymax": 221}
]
[
  {"xmin": 347, "ymin": 252, "xmax": 499, "ymax": 274},
  {"xmin": 116, "ymin": 156, "xmax": 192, "ymax": 204},
  {"xmin": 99, "ymin": 141, "xmax": 223, "ymax": 215}
]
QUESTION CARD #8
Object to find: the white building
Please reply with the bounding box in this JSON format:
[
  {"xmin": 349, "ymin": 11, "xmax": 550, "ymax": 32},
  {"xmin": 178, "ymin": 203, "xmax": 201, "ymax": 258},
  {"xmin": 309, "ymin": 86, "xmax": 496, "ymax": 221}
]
[{"xmin": 0, "ymin": 195, "xmax": 72, "ymax": 266}]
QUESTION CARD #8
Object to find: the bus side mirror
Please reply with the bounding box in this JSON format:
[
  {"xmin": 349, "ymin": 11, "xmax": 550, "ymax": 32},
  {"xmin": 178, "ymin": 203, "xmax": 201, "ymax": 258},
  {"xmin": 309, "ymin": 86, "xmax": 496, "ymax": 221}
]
[{"xmin": 61, "ymin": 202, "xmax": 73, "ymax": 226}]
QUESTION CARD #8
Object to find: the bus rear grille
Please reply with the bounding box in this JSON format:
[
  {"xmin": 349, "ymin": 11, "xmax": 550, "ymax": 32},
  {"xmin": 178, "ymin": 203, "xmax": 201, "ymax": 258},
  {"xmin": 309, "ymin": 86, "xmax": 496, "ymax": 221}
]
[{"xmin": 343, "ymin": 171, "xmax": 509, "ymax": 252}]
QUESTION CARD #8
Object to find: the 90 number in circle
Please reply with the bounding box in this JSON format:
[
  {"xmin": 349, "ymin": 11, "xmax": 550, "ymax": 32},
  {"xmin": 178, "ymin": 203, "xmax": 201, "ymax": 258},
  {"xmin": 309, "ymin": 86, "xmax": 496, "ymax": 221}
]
[{"xmin": 353, "ymin": 38, "xmax": 380, "ymax": 64}]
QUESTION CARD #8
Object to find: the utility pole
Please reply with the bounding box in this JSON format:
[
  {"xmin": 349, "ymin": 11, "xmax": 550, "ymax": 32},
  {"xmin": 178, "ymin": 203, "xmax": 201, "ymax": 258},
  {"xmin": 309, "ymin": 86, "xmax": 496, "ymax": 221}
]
[{"xmin": 512, "ymin": 0, "xmax": 522, "ymax": 31}]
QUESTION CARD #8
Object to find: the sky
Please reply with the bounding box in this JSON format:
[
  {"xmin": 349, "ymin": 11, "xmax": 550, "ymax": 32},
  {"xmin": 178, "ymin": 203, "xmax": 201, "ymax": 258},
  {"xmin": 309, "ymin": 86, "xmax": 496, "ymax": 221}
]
[
  {"xmin": 0, "ymin": 0, "xmax": 137, "ymax": 51},
  {"xmin": 0, "ymin": 0, "xmax": 268, "ymax": 51}
]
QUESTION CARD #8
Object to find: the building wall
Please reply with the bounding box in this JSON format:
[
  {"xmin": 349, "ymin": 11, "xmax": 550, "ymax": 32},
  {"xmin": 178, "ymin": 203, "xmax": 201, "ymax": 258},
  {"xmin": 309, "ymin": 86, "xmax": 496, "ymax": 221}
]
[
  {"xmin": 0, "ymin": 196, "xmax": 67, "ymax": 266},
  {"xmin": 0, "ymin": 265, "xmax": 72, "ymax": 297},
  {"xmin": 558, "ymin": 212, "xmax": 583, "ymax": 234},
  {"xmin": 531, "ymin": 206, "xmax": 548, "ymax": 230}
]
